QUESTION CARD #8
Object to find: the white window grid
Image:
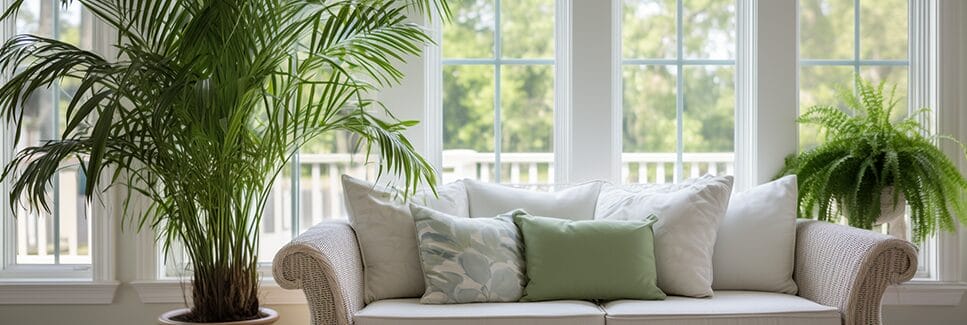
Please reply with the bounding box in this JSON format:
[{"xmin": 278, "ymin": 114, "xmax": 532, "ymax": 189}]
[
  {"xmin": 619, "ymin": 0, "xmax": 737, "ymax": 183},
  {"xmin": 797, "ymin": 0, "xmax": 935, "ymax": 279},
  {"xmin": 799, "ymin": 0, "xmax": 910, "ymax": 81},
  {"xmin": 441, "ymin": 0, "xmax": 556, "ymax": 184},
  {"xmin": 1, "ymin": 0, "xmax": 90, "ymax": 277}
]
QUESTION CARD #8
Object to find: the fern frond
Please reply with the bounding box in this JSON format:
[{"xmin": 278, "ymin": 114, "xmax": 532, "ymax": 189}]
[{"xmin": 779, "ymin": 75, "xmax": 967, "ymax": 243}]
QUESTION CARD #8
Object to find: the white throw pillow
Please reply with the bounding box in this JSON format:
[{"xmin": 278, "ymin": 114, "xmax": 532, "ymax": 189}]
[
  {"xmin": 595, "ymin": 175, "xmax": 734, "ymax": 297},
  {"xmin": 712, "ymin": 175, "xmax": 799, "ymax": 294},
  {"xmin": 464, "ymin": 180, "xmax": 603, "ymax": 220},
  {"xmin": 341, "ymin": 175, "xmax": 470, "ymax": 303}
]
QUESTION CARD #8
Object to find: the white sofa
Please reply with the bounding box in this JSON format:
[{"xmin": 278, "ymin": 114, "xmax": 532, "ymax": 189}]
[{"xmin": 273, "ymin": 181, "xmax": 918, "ymax": 325}]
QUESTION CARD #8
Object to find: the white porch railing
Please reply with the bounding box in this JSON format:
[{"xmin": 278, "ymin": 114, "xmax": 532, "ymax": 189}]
[
  {"xmin": 261, "ymin": 150, "xmax": 734, "ymax": 241},
  {"xmin": 14, "ymin": 168, "xmax": 92, "ymax": 265},
  {"xmin": 16, "ymin": 151, "xmax": 735, "ymax": 263}
]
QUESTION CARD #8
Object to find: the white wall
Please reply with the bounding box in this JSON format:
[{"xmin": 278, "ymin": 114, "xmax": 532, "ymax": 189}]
[{"xmin": 882, "ymin": 1, "xmax": 967, "ymax": 323}]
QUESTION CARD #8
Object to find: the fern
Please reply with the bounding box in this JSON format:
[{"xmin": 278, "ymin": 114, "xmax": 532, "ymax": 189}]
[{"xmin": 778, "ymin": 76, "xmax": 967, "ymax": 243}]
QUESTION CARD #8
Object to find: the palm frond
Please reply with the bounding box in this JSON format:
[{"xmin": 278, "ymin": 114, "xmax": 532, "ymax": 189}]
[{"xmin": 0, "ymin": 0, "xmax": 451, "ymax": 322}]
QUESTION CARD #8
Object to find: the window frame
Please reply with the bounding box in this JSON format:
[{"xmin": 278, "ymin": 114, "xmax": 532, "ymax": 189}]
[
  {"xmin": 617, "ymin": 0, "xmax": 739, "ymax": 184},
  {"xmin": 796, "ymin": 0, "xmax": 942, "ymax": 281},
  {"xmin": 0, "ymin": 0, "xmax": 117, "ymax": 304},
  {"xmin": 128, "ymin": 0, "xmax": 964, "ymax": 306},
  {"xmin": 434, "ymin": 0, "xmax": 566, "ymax": 185},
  {"xmin": 424, "ymin": 0, "xmax": 965, "ymax": 304}
]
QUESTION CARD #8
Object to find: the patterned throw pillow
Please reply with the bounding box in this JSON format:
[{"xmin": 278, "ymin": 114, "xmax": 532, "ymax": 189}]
[{"xmin": 409, "ymin": 204, "xmax": 526, "ymax": 304}]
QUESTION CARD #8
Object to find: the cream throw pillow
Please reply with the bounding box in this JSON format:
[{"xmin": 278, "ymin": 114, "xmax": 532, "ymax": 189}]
[
  {"xmin": 464, "ymin": 179, "xmax": 603, "ymax": 220},
  {"xmin": 595, "ymin": 175, "xmax": 734, "ymax": 297},
  {"xmin": 712, "ymin": 175, "xmax": 799, "ymax": 294},
  {"xmin": 341, "ymin": 175, "xmax": 469, "ymax": 303}
]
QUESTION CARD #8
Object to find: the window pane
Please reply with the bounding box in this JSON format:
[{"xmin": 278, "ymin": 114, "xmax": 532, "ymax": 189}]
[
  {"xmin": 443, "ymin": 65, "xmax": 496, "ymax": 182},
  {"xmin": 57, "ymin": 165, "xmax": 91, "ymax": 264},
  {"xmin": 501, "ymin": 0, "xmax": 554, "ymax": 59},
  {"xmin": 683, "ymin": 66, "xmax": 735, "ymax": 180},
  {"xmin": 622, "ymin": 65, "xmax": 677, "ymax": 183},
  {"xmin": 15, "ymin": 214, "xmax": 55, "ymax": 264},
  {"xmin": 800, "ymin": 0, "xmax": 854, "ymax": 60},
  {"xmin": 443, "ymin": 0, "xmax": 496, "ymax": 59},
  {"xmin": 683, "ymin": 0, "xmax": 736, "ymax": 59},
  {"xmin": 500, "ymin": 65, "xmax": 554, "ymax": 184},
  {"xmin": 861, "ymin": 66, "xmax": 909, "ymax": 119},
  {"xmin": 798, "ymin": 66, "xmax": 853, "ymax": 149},
  {"xmin": 259, "ymin": 166, "xmax": 293, "ymax": 264},
  {"xmin": 12, "ymin": 1, "xmax": 92, "ymax": 266},
  {"xmin": 15, "ymin": 0, "xmax": 50, "ymax": 36},
  {"xmin": 860, "ymin": 0, "xmax": 908, "ymax": 60},
  {"xmin": 622, "ymin": 0, "xmax": 676, "ymax": 59}
]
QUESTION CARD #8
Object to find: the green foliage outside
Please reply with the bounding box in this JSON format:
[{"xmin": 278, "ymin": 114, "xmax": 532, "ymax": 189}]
[
  {"xmin": 305, "ymin": 0, "xmax": 912, "ymax": 159},
  {"xmin": 441, "ymin": 0, "xmax": 738, "ymax": 155}
]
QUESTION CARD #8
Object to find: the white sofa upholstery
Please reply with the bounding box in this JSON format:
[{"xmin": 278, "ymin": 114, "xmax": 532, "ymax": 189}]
[
  {"xmin": 273, "ymin": 219, "xmax": 918, "ymax": 325},
  {"xmin": 602, "ymin": 291, "xmax": 840, "ymax": 325},
  {"xmin": 352, "ymin": 292, "xmax": 841, "ymax": 325},
  {"xmin": 355, "ymin": 299, "xmax": 604, "ymax": 325}
]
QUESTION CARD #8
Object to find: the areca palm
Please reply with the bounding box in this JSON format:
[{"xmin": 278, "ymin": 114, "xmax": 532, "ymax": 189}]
[{"xmin": 0, "ymin": 0, "xmax": 448, "ymax": 322}]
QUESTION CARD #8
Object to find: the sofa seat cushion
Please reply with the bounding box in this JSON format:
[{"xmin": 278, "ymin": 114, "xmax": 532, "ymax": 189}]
[
  {"xmin": 355, "ymin": 298, "xmax": 605, "ymax": 325},
  {"xmin": 603, "ymin": 291, "xmax": 840, "ymax": 325}
]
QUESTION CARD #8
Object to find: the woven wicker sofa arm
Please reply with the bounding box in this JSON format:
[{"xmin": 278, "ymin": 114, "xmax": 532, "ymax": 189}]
[
  {"xmin": 273, "ymin": 220, "xmax": 364, "ymax": 325},
  {"xmin": 794, "ymin": 219, "xmax": 918, "ymax": 325}
]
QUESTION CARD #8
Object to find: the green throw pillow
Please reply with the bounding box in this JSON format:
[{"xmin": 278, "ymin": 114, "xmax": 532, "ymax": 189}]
[
  {"xmin": 410, "ymin": 204, "xmax": 527, "ymax": 304},
  {"xmin": 514, "ymin": 213, "xmax": 666, "ymax": 302}
]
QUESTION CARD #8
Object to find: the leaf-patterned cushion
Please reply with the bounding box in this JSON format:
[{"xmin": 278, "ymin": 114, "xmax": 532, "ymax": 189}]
[{"xmin": 409, "ymin": 204, "xmax": 526, "ymax": 304}]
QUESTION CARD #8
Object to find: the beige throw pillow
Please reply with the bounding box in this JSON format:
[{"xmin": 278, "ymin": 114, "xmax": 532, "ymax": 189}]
[
  {"xmin": 342, "ymin": 175, "xmax": 469, "ymax": 303},
  {"xmin": 595, "ymin": 175, "xmax": 734, "ymax": 297}
]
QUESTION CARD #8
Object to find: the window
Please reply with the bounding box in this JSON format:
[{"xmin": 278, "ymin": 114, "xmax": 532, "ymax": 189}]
[
  {"xmin": 1, "ymin": 0, "xmax": 94, "ymax": 277},
  {"xmin": 620, "ymin": 0, "xmax": 737, "ymax": 184},
  {"xmin": 797, "ymin": 0, "xmax": 940, "ymax": 280},
  {"xmin": 440, "ymin": 0, "xmax": 557, "ymax": 185},
  {"xmin": 255, "ymin": 133, "xmax": 374, "ymax": 265},
  {"xmin": 161, "ymin": 138, "xmax": 376, "ymax": 276},
  {"xmin": 799, "ymin": 0, "xmax": 910, "ymax": 149}
]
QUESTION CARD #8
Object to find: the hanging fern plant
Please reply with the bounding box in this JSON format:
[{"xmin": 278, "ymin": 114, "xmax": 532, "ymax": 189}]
[{"xmin": 778, "ymin": 76, "xmax": 967, "ymax": 243}]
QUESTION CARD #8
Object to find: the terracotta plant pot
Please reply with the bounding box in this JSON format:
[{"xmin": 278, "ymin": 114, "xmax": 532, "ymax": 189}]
[{"xmin": 159, "ymin": 308, "xmax": 279, "ymax": 325}]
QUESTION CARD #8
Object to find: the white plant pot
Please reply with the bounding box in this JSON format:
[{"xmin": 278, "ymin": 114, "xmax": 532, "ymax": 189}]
[
  {"xmin": 159, "ymin": 307, "xmax": 279, "ymax": 325},
  {"xmin": 875, "ymin": 186, "xmax": 906, "ymax": 226}
]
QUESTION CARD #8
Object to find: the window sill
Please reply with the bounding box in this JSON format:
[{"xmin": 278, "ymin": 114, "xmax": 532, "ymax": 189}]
[
  {"xmin": 880, "ymin": 282, "xmax": 967, "ymax": 306},
  {"xmin": 0, "ymin": 281, "xmax": 119, "ymax": 304},
  {"xmin": 131, "ymin": 280, "xmax": 306, "ymax": 305}
]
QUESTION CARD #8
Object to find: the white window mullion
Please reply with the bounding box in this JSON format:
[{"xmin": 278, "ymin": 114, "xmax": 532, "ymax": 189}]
[
  {"xmin": 571, "ymin": 0, "xmax": 616, "ymax": 182},
  {"xmin": 910, "ymin": 0, "xmax": 938, "ymax": 132},
  {"xmin": 50, "ymin": 0, "xmax": 62, "ymax": 265},
  {"xmin": 734, "ymin": 0, "xmax": 757, "ymax": 192},
  {"xmin": 754, "ymin": 0, "xmax": 797, "ymax": 186},
  {"xmin": 674, "ymin": 0, "xmax": 685, "ymax": 183},
  {"xmin": 609, "ymin": 0, "xmax": 622, "ymax": 184},
  {"xmin": 853, "ymin": 0, "xmax": 861, "ymax": 81},
  {"xmin": 553, "ymin": 0, "xmax": 572, "ymax": 185},
  {"xmin": 493, "ymin": 0, "xmax": 503, "ymax": 184},
  {"xmin": 424, "ymin": 17, "xmax": 443, "ymax": 178},
  {"xmin": 921, "ymin": 0, "xmax": 960, "ymax": 283}
]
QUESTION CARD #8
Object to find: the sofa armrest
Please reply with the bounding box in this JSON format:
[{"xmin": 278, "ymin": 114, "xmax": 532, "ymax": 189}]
[
  {"xmin": 794, "ymin": 219, "xmax": 918, "ymax": 325},
  {"xmin": 273, "ymin": 220, "xmax": 364, "ymax": 325}
]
